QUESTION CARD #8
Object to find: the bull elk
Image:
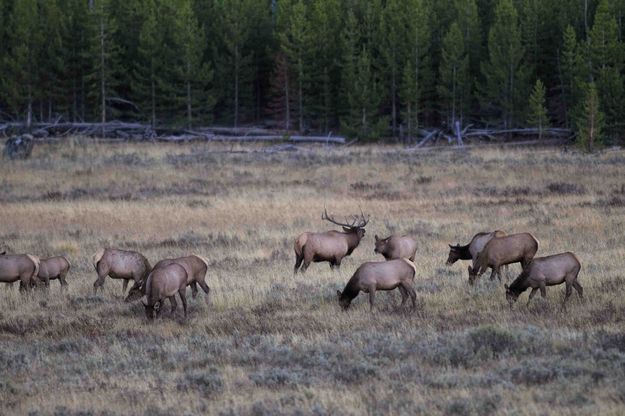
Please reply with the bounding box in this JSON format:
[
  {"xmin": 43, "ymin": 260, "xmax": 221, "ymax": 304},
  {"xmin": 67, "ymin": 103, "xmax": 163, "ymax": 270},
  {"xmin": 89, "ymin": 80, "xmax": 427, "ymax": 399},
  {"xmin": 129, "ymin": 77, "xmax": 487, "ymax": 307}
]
[
  {"xmin": 143, "ymin": 263, "xmax": 188, "ymax": 320},
  {"xmin": 92, "ymin": 248, "xmax": 151, "ymax": 295},
  {"xmin": 37, "ymin": 256, "xmax": 71, "ymax": 288},
  {"xmin": 125, "ymin": 254, "xmax": 211, "ymax": 303},
  {"xmin": 337, "ymin": 259, "xmax": 417, "ymax": 311},
  {"xmin": 468, "ymin": 233, "xmax": 539, "ymax": 285},
  {"xmin": 294, "ymin": 209, "xmax": 369, "ymax": 273},
  {"xmin": 374, "ymin": 235, "xmax": 417, "ymax": 261},
  {"xmin": 505, "ymin": 252, "xmax": 582, "ymax": 309},
  {"xmin": 0, "ymin": 254, "xmax": 40, "ymax": 291}
]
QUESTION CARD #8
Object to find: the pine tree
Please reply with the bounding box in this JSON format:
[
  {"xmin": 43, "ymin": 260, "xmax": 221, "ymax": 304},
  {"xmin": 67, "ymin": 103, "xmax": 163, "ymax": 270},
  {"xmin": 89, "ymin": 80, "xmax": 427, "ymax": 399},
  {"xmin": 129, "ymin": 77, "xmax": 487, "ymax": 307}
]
[
  {"xmin": 438, "ymin": 22, "xmax": 469, "ymax": 127},
  {"xmin": 560, "ymin": 25, "xmax": 585, "ymax": 128},
  {"xmin": 527, "ymin": 79, "xmax": 550, "ymax": 140},
  {"xmin": 173, "ymin": 0, "xmax": 214, "ymax": 128},
  {"xmin": 576, "ymin": 82, "xmax": 604, "ymax": 151},
  {"xmin": 37, "ymin": 0, "xmax": 65, "ymax": 121},
  {"xmin": 63, "ymin": 0, "xmax": 92, "ymax": 122},
  {"xmin": 480, "ymin": 0, "xmax": 529, "ymax": 128},
  {"xmin": 454, "ymin": 0, "xmax": 481, "ymax": 116},
  {"xmin": 380, "ymin": 0, "xmax": 405, "ymax": 136},
  {"xmin": 2, "ymin": 0, "xmax": 41, "ymax": 127}
]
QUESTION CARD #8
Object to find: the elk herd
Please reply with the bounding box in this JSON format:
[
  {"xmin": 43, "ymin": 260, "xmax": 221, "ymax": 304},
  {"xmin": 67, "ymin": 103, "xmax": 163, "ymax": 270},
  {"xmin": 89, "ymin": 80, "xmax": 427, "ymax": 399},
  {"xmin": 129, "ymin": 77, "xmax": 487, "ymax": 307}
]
[{"xmin": 0, "ymin": 209, "xmax": 584, "ymax": 319}]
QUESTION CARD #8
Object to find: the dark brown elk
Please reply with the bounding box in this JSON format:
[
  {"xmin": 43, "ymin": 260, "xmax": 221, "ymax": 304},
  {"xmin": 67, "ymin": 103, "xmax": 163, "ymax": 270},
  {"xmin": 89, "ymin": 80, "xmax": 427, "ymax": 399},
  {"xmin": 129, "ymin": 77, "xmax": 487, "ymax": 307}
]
[
  {"xmin": 374, "ymin": 235, "xmax": 417, "ymax": 261},
  {"xmin": 142, "ymin": 263, "xmax": 188, "ymax": 320},
  {"xmin": 0, "ymin": 254, "xmax": 40, "ymax": 291},
  {"xmin": 37, "ymin": 256, "xmax": 71, "ymax": 288},
  {"xmin": 468, "ymin": 233, "xmax": 539, "ymax": 285},
  {"xmin": 92, "ymin": 248, "xmax": 151, "ymax": 295},
  {"xmin": 446, "ymin": 230, "xmax": 506, "ymax": 266},
  {"xmin": 125, "ymin": 254, "xmax": 210, "ymax": 303},
  {"xmin": 294, "ymin": 209, "xmax": 369, "ymax": 273},
  {"xmin": 337, "ymin": 258, "xmax": 417, "ymax": 311},
  {"xmin": 505, "ymin": 252, "xmax": 582, "ymax": 309}
]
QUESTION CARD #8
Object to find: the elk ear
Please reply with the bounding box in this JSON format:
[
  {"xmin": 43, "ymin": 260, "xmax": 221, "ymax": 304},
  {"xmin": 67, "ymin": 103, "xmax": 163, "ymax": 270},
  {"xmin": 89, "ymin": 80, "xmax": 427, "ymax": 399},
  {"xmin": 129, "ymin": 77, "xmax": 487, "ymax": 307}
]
[
  {"xmin": 448, "ymin": 244, "xmax": 453, "ymax": 248},
  {"xmin": 336, "ymin": 290, "xmax": 342, "ymax": 297},
  {"xmin": 504, "ymin": 284, "xmax": 509, "ymax": 290},
  {"xmin": 142, "ymin": 300, "xmax": 148, "ymax": 307},
  {"xmin": 375, "ymin": 235, "xmax": 379, "ymax": 241}
]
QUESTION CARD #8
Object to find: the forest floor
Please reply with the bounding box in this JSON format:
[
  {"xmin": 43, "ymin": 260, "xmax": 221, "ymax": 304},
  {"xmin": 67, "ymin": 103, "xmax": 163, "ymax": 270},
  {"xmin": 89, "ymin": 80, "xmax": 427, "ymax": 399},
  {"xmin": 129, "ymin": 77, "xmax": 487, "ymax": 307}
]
[{"xmin": 1, "ymin": 140, "xmax": 625, "ymax": 415}]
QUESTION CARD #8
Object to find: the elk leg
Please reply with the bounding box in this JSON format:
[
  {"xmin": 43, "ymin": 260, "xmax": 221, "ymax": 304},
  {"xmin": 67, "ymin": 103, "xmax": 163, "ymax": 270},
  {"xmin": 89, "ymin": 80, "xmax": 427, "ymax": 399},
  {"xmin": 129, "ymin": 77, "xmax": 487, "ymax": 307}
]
[
  {"xmin": 488, "ymin": 267, "xmax": 498, "ymax": 281},
  {"xmin": 197, "ymin": 279, "xmax": 211, "ymax": 305},
  {"xmin": 294, "ymin": 254, "xmax": 304, "ymax": 274},
  {"xmin": 368, "ymin": 287, "xmax": 377, "ymax": 312},
  {"xmin": 334, "ymin": 259, "xmax": 341, "ymax": 270},
  {"xmin": 122, "ymin": 279, "xmax": 129, "ymax": 295},
  {"xmin": 572, "ymin": 281, "xmax": 584, "ymax": 300},
  {"xmin": 168, "ymin": 296, "xmax": 177, "ymax": 316},
  {"xmin": 190, "ymin": 282, "xmax": 198, "ymax": 298},
  {"xmin": 527, "ymin": 288, "xmax": 538, "ymax": 306},
  {"xmin": 397, "ymin": 286, "xmax": 408, "ymax": 308},
  {"xmin": 93, "ymin": 264, "xmax": 109, "ymax": 294},
  {"xmin": 179, "ymin": 289, "xmax": 188, "ymax": 318},
  {"xmin": 405, "ymin": 283, "xmax": 417, "ymax": 310},
  {"xmin": 59, "ymin": 272, "xmax": 69, "ymax": 289},
  {"xmin": 539, "ymin": 281, "xmax": 547, "ymax": 298},
  {"xmin": 504, "ymin": 264, "xmax": 510, "ymax": 280},
  {"xmin": 19, "ymin": 273, "xmax": 31, "ymax": 292}
]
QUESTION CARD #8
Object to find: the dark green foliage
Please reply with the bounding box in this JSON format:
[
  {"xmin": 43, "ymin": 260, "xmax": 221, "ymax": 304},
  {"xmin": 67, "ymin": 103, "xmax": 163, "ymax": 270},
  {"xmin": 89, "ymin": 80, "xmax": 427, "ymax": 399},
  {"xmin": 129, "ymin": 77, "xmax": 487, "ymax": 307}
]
[{"xmin": 0, "ymin": 0, "xmax": 623, "ymax": 142}]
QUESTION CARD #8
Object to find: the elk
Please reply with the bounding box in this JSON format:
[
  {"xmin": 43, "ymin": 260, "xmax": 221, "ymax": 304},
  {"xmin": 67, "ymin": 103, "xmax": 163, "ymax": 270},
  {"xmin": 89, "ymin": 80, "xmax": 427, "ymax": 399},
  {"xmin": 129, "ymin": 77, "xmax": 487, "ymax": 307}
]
[
  {"xmin": 0, "ymin": 254, "xmax": 40, "ymax": 291},
  {"xmin": 92, "ymin": 248, "xmax": 151, "ymax": 295},
  {"xmin": 337, "ymin": 258, "xmax": 417, "ymax": 311},
  {"xmin": 468, "ymin": 233, "xmax": 539, "ymax": 285},
  {"xmin": 143, "ymin": 263, "xmax": 188, "ymax": 320},
  {"xmin": 125, "ymin": 254, "xmax": 210, "ymax": 303},
  {"xmin": 293, "ymin": 209, "xmax": 369, "ymax": 274},
  {"xmin": 36, "ymin": 256, "xmax": 71, "ymax": 288},
  {"xmin": 374, "ymin": 235, "xmax": 417, "ymax": 261},
  {"xmin": 505, "ymin": 252, "xmax": 582, "ymax": 309},
  {"xmin": 447, "ymin": 230, "xmax": 506, "ymax": 267}
]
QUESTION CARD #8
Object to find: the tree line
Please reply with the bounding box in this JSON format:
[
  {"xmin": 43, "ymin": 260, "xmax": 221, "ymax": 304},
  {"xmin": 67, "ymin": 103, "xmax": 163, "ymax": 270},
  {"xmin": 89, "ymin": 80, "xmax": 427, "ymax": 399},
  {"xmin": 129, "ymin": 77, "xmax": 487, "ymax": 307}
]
[{"xmin": 0, "ymin": 0, "xmax": 623, "ymax": 146}]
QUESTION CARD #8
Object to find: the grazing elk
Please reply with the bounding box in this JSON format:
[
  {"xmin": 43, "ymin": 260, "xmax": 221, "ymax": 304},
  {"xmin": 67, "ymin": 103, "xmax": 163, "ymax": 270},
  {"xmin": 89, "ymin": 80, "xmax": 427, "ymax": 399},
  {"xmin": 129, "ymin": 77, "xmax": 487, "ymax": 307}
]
[
  {"xmin": 505, "ymin": 252, "xmax": 582, "ymax": 309},
  {"xmin": 468, "ymin": 233, "xmax": 539, "ymax": 285},
  {"xmin": 143, "ymin": 263, "xmax": 188, "ymax": 320},
  {"xmin": 0, "ymin": 254, "xmax": 40, "ymax": 291},
  {"xmin": 447, "ymin": 230, "xmax": 506, "ymax": 267},
  {"xmin": 125, "ymin": 254, "xmax": 210, "ymax": 303},
  {"xmin": 337, "ymin": 259, "xmax": 417, "ymax": 311},
  {"xmin": 37, "ymin": 256, "xmax": 71, "ymax": 288},
  {"xmin": 92, "ymin": 248, "xmax": 151, "ymax": 295},
  {"xmin": 374, "ymin": 235, "xmax": 417, "ymax": 261},
  {"xmin": 294, "ymin": 209, "xmax": 369, "ymax": 273}
]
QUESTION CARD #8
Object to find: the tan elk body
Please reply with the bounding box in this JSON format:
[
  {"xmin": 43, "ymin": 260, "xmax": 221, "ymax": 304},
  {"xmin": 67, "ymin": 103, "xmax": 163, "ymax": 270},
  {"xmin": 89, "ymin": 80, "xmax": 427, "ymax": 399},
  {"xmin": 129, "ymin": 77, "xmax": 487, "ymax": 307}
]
[
  {"xmin": 0, "ymin": 254, "xmax": 40, "ymax": 290},
  {"xmin": 37, "ymin": 256, "xmax": 71, "ymax": 288},
  {"xmin": 125, "ymin": 254, "xmax": 210, "ymax": 302},
  {"xmin": 374, "ymin": 235, "xmax": 417, "ymax": 261},
  {"xmin": 294, "ymin": 209, "xmax": 369, "ymax": 273},
  {"xmin": 505, "ymin": 252, "xmax": 582, "ymax": 308},
  {"xmin": 92, "ymin": 248, "xmax": 151, "ymax": 294},
  {"xmin": 337, "ymin": 259, "xmax": 417, "ymax": 311},
  {"xmin": 143, "ymin": 263, "xmax": 188, "ymax": 320},
  {"xmin": 469, "ymin": 233, "xmax": 539, "ymax": 285},
  {"xmin": 447, "ymin": 230, "xmax": 506, "ymax": 267}
]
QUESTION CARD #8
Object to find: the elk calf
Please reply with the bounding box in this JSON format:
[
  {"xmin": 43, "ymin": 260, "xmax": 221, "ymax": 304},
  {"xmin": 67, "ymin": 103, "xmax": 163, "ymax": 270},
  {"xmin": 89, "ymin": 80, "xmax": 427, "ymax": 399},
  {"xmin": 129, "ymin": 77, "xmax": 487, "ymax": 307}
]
[
  {"xmin": 337, "ymin": 259, "xmax": 417, "ymax": 311},
  {"xmin": 505, "ymin": 252, "xmax": 582, "ymax": 308},
  {"xmin": 143, "ymin": 263, "xmax": 188, "ymax": 320},
  {"xmin": 92, "ymin": 248, "xmax": 151, "ymax": 295},
  {"xmin": 37, "ymin": 256, "xmax": 71, "ymax": 288},
  {"xmin": 294, "ymin": 209, "xmax": 369, "ymax": 273},
  {"xmin": 469, "ymin": 233, "xmax": 539, "ymax": 285},
  {"xmin": 374, "ymin": 235, "xmax": 417, "ymax": 261}
]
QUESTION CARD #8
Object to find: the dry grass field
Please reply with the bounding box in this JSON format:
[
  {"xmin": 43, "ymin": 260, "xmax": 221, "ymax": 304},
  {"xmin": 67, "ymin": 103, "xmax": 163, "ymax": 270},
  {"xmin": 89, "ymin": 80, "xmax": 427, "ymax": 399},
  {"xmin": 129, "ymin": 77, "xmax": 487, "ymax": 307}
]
[{"xmin": 2, "ymin": 140, "xmax": 625, "ymax": 415}]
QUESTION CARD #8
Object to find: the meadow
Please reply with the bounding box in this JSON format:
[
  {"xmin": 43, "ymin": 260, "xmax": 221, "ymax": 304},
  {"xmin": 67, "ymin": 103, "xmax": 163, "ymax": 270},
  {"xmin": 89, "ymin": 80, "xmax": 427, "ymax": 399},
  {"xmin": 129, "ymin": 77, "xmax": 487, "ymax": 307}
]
[{"xmin": 1, "ymin": 140, "xmax": 625, "ymax": 415}]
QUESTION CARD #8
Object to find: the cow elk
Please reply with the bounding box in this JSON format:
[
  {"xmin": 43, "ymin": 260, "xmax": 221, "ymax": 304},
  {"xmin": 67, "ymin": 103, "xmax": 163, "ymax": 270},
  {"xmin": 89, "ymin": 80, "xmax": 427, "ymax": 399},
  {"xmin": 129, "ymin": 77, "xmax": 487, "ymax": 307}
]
[
  {"xmin": 447, "ymin": 230, "xmax": 506, "ymax": 267},
  {"xmin": 337, "ymin": 259, "xmax": 417, "ymax": 311},
  {"xmin": 92, "ymin": 248, "xmax": 151, "ymax": 295},
  {"xmin": 505, "ymin": 252, "xmax": 582, "ymax": 309},
  {"xmin": 468, "ymin": 233, "xmax": 539, "ymax": 285},
  {"xmin": 37, "ymin": 256, "xmax": 71, "ymax": 288},
  {"xmin": 294, "ymin": 209, "xmax": 369, "ymax": 273},
  {"xmin": 125, "ymin": 254, "xmax": 210, "ymax": 303},
  {"xmin": 374, "ymin": 235, "xmax": 417, "ymax": 261},
  {"xmin": 0, "ymin": 254, "xmax": 40, "ymax": 291},
  {"xmin": 143, "ymin": 263, "xmax": 189, "ymax": 320}
]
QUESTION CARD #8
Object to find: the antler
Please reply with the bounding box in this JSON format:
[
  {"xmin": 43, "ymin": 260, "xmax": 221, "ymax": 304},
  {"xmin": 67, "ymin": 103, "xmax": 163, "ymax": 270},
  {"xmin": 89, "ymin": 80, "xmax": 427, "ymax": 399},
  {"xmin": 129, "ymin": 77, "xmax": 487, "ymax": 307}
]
[{"xmin": 322, "ymin": 207, "xmax": 370, "ymax": 229}]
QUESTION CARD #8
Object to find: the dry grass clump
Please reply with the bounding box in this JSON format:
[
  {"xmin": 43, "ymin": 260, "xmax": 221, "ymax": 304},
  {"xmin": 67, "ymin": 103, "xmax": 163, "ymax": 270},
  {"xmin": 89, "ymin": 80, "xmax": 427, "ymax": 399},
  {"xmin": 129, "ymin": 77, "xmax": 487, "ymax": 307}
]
[{"xmin": 1, "ymin": 141, "xmax": 625, "ymax": 415}]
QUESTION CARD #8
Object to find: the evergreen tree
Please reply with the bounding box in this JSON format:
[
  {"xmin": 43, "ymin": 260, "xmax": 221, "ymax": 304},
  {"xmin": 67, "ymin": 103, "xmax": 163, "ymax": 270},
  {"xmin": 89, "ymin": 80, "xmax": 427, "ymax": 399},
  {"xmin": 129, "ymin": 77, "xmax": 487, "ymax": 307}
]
[
  {"xmin": 438, "ymin": 22, "xmax": 469, "ymax": 127},
  {"xmin": 576, "ymin": 82, "xmax": 604, "ymax": 151},
  {"xmin": 527, "ymin": 79, "xmax": 550, "ymax": 140},
  {"xmin": 480, "ymin": 0, "xmax": 529, "ymax": 128},
  {"xmin": 380, "ymin": 0, "xmax": 405, "ymax": 136},
  {"xmin": 37, "ymin": 0, "xmax": 65, "ymax": 121},
  {"xmin": 454, "ymin": 0, "xmax": 481, "ymax": 115},
  {"xmin": 63, "ymin": 0, "xmax": 92, "ymax": 121},
  {"xmin": 560, "ymin": 25, "xmax": 585, "ymax": 128}
]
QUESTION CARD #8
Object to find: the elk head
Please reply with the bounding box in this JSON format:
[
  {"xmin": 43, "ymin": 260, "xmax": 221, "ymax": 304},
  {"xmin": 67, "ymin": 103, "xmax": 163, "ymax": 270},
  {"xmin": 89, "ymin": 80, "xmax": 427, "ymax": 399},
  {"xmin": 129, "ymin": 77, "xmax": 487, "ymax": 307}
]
[
  {"xmin": 143, "ymin": 299, "xmax": 161, "ymax": 320},
  {"xmin": 446, "ymin": 244, "xmax": 462, "ymax": 265},
  {"xmin": 322, "ymin": 208, "xmax": 370, "ymax": 239},
  {"xmin": 374, "ymin": 235, "xmax": 390, "ymax": 255}
]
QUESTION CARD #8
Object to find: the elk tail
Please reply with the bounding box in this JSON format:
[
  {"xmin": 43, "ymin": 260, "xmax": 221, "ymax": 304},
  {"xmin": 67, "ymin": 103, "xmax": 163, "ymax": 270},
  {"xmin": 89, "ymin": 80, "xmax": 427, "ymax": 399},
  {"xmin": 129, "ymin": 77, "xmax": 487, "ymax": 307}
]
[
  {"xmin": 92, "ymin": 248, "xmax": 105, "ymax": 271},
  {"xmin": 400, "ymin": 258, "xmax": 417, "ymax": 277},
  {"xmin": 26, "ymin": 254, "xmax": 40, "ymax": 279}
]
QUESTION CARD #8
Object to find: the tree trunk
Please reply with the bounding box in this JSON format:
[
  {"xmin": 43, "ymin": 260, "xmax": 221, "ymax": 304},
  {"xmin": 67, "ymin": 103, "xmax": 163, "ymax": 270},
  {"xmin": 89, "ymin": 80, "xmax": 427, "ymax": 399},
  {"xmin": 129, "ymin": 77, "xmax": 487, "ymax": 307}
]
[{"xmin": 234, "ymin": 45, "xmax": 239, "ymax": 129}]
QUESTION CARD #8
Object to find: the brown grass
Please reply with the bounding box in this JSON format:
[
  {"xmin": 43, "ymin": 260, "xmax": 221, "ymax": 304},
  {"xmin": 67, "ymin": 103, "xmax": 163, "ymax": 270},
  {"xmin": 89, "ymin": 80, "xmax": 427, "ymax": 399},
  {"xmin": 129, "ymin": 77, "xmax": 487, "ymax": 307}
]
[{"xmin": 1, "ymin": 140, "xmax": 625, "ymax": 415}]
